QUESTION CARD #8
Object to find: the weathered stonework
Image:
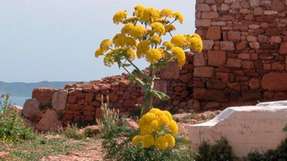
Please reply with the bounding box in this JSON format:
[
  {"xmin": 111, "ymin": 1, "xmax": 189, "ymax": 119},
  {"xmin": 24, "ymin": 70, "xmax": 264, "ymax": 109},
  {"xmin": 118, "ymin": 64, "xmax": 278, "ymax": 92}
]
[
  {"xmin": 194, "ymin": 0, "xmax": 287, "ymax": 109},
  {"xmin": 24, "ymin": 0, "xmax": 287, "ymax": 125}
]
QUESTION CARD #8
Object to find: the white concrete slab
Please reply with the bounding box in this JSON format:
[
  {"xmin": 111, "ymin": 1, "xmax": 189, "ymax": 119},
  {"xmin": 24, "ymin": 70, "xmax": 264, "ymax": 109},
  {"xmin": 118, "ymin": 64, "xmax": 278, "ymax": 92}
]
[{"xmin": 183, "ymin": 102, "xmax": 287, "ymax": 157}]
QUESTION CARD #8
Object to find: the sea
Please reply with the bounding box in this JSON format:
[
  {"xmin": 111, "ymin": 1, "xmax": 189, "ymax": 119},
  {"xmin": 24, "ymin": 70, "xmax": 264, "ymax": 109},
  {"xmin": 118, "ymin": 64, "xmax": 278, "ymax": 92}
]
[{"xmin": 10, "ymin": 96, "xmax": 30, "ymax": 107}]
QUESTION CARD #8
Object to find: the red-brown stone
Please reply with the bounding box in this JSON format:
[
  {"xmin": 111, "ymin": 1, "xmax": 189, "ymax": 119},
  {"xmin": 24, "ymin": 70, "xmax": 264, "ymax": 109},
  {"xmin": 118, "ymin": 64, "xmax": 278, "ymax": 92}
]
[
  {"xmin": 262, "ymin": 72, "xmax": 287, "ymax": 91},
  {"xmin": 206, "ymin": 27, "xmax": 221, "ymax": 40},
  {"xmin": 279, "ymin": 42, "xmax": 287, "ymax": 54},
  {"xmin": 208, "ymin": 51, "xmax": 226, "ymax": 66}
]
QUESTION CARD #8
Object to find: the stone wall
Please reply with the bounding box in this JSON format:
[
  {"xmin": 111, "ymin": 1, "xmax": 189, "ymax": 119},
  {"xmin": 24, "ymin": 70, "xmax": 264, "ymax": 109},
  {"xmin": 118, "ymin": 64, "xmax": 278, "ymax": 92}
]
[
  {"xmin": 194, "ymin": 0, "xmax": 287, "ymax": 109},
  {"xmin": 23, "ymin": 0, "xmax": 287, "ymax": 126},
  {"xmin": 62, "ymin": 75, "xmax": 143, "ymax": 123}
]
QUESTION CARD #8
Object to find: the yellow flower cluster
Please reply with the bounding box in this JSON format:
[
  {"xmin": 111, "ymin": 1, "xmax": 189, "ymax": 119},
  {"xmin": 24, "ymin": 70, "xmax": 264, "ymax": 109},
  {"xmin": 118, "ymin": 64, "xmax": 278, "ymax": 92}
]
[
  {"xmin": 121, "ymin": 23, "xmax": 146, "ymax": 38},
  {"xmin": 113, "ymin": 10, "xmax": 127, "ymax": 24},
  {"xmin": 151, "ymin": 22, "xmax": 165, "ymax": 35},
  {"xmin": 146, "ymin": 48, "xmax": 164, "ymax": 64},
  {"xmin": 132, "ymin": 108, "xmax": 178, "ymax": 150},
  {"xmin": 95, "ymin": 4, "xmax": 203, "ymax": 67},
  {"xmin": 171, "ymin": 34, "xmax": 203, "ymax": 52}
]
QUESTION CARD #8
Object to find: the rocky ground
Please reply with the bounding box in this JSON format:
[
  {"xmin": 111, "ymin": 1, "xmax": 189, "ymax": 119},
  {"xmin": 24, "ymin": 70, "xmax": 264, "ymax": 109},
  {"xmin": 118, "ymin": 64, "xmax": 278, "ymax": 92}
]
[
  {"xmin": 0, "ymin": 110, "xmax": 219, "ymax": 161},
  {"xmin": 40, "ymin": 139, "xmax": 103, "ymax": 161}
]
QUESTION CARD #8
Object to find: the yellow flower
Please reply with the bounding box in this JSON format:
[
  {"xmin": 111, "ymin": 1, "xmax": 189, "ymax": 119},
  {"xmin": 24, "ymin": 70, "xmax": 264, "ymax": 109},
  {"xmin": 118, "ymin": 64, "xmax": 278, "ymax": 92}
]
[
  {"xmin": 168, "ymin": 120, "xmax": 179, "ymax": 135},
  {"xmin": 171, "ymin": 34, "xmax": 187, "ymax": 47},
  {"xmin": 113, "ymin": 33, "xmax": 126, "ymax": 47},
  {"xmin": 121, "ymin": 23, "xmax": 134, "ymax": 34},
  {"xmin": 113, "ymin": 10, "xmax": 127, "ymax": 24},
  {"xmin": 186, "ymin": 33, "xmax": 203, "ymax": 53},
  {"xmin": 163, "ymin": 110, "xmax": 173, "ymax": 121},
  {"xmin": 134, "ymin": 4, "xmax": 145, "ymax": 18},
  {"xmin": 171, "ymin": 47, "xmax": 186, "ymax": 67},
  {"xmin": 163, "ymin": 41, "xmax": 174, "ymax": 49},
  {"xmin": 173, "ymin": 12, "xmax": 184, "ymax": 24},
  {"xmin": 150, "ymin": 119, "xmax": 159, "ymax": 131},
  {"xmin": 132, "ymin": 135, "xmax": 155, "ymax": 148},
  {"xmin": 132, "ymin": 135, "xmax": 143, "ymax": 146},
  {"xmin": 113, "ymin": 33, "xmax": 136, "ymax": 47},
  {"xmin": 137, "ymin": 40, "xmax": 150, "ymax": 57},
  {"xmin": 151, "ymin": 22, "xmax": 165, "ymax": 35},
  {"xmin": 100, "ymin": 39, "xmax": 112, "ymax": 51},
  {"xmin": 160, "ymin": 8, "xmax": 173, "ymax": 17},
  {"xmin": 140, "ymin": 112, "xmax": 156, "ymax": 124},
  {"xmin": 142, "ymin": 7, "xmax": 160, "ymax": 23},
  {"xmin": 127, "ymin": 48, "xmax": 137, "ymax": 60},
  {"xmin": 158, "ymin": 112, "xmax": 170, "ymax": 126},
  {"xmin": 142, "ymin": 135, "xmax": 155, "ymax": 148},
  {"xmin": 95, "ymin": 48, "xmax": 104, "ymax": 57},
  {"xmin": 155, "ymin": 135, "xmax": 169, "ymax": 150},
  {"xmin": 164, "ymin": 134, "xmax": 176, "ymax": 148},
  {"xmin": 165, "ymin": 24, "xmax": 176, "ymax": 33},
  {"xmin": 151, "ymin": 34, "xmax": 162, "ymax": 44},
  {"xmin": 122, "ymin": 23, "xmax": 146, "ymax": 38},
  {"xmin": 140, "ymin": 125, "xmax": 154, "ymax": 135},
  {"xmin": 133, "ymin": 25, "xmax": 146, "ymax": 38},
  {"xmin": 149, "ymin": 108, "xmax": 162, "ymax": 115},
  {"xmin": 146, "ymin": 48, "xmax": 164, "ymax": 64}
]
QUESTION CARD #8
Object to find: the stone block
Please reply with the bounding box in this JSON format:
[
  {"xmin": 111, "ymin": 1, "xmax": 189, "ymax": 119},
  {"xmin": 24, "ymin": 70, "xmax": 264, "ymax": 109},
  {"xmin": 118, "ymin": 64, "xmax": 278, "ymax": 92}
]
[
  {"xmin": 183, "ymin": 104, "xmax": 287, "ymax": 157},
  {"xmin": 196, "ymin": 19, "xmax": 211, "ymax": 27},
  {"xmin": 206, "ymin": 27, "xmax": 221, "ymax": 40},
  {"xmin": 32, "ymin": 88, "xmax": 58, "ymax": 107},
  {"xmin": 194, "ymin": 67, "xmax": 214, "ymax": 78},
  {"xmin": 202, "ymin": 12, "xmax": 219, "ymax": 19},
  {"xmin": 207, "ymin": 50, "xmax": 226, "ymax": 66},
  {"xmin": 262, "ymin": 72, "xmax": 287, "ymax": 91},
  {"xmin": 227, "ymin": 31, "xmax": 241, "ymax": 41},
  {"xmin": 52, "ymin": 90, "xmax": 68, "ymax": 112},
  {"xmin": 203, "ymin": 40, "xmax": 214, "ymax": 50},
  {"xmin": 193, "ymin": 53, "xmax": 206, "ymax": 66},
  {"xmin": 226, "ymin": 58, "xmax": 242, "ymax": 68},
  {"xmin": 159, "ymin": 62, "xmax": 180, "ymax": 79},
  {"xmin": 279, "ymin": 42, "xmax": 287, "ymax": 54},
  {"xmin": 221, "ymin": 41, "xmax": 235, "ymax": 51},
  {"xmin": 22, "ymin": 98, "xmax": 41, "ymax": 121}
]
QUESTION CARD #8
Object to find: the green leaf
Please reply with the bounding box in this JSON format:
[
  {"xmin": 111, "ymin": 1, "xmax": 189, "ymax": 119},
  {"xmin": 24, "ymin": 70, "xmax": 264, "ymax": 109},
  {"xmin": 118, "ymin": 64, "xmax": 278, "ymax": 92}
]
[{"xmin": 149, "ymin": 90, "xmax": 170, "ymax": 101}]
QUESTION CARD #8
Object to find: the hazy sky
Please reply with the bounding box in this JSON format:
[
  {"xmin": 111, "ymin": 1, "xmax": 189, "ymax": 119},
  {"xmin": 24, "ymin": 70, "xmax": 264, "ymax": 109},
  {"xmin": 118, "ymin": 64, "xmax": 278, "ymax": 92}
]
[{"xmin": 0, "ymin": 0, "xmax": 196, "ymax": 82}]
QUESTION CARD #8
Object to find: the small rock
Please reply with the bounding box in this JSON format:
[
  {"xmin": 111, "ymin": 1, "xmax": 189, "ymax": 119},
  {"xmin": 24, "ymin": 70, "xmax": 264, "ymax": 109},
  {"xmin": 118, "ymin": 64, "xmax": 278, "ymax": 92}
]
[
  {"xmin": 36, "ymin": 109, "xmax": 62, "ymax": 132},
  {"xmin": 0, "ymin": 152, "xmax": 9, "ymax": 159},
  {"xmin": 22, "ymin": 98, "xmax": 41, "ymax": 121},
  {"xmin": 125, "ymin": 118, "xmax": 139, "ymax": 129},
  {"xmin": 80, "ymin": 125, "xmax": 100, "ymax": 136}
]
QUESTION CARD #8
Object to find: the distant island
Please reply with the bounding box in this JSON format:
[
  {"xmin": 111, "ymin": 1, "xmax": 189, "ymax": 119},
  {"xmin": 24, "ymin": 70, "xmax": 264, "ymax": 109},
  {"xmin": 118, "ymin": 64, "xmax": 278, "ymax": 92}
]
[{"xmin": 0, "ymin": 81, "xmax": 73, "ymax": 97}]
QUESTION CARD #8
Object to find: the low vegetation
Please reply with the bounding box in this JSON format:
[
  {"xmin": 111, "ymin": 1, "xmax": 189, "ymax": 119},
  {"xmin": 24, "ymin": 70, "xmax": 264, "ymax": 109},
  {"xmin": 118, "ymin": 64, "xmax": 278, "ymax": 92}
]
[
  {"xmin": 0, "ymin": 95, "xmax": 100, "ymax": 161},
  {"xmin": 195, "ymin": 138, "xmax": 236, "ymax": 161},
  {"xmin": 245, "ymin": 138, "xmax": 287, "ymax": 161},
  {"xmin": 0, "ymin": 95, "xmax": 35, "ymax": 143},
  {"xmin": 98, "ymin": 103, "xmax": 195, "ymax": 161}
]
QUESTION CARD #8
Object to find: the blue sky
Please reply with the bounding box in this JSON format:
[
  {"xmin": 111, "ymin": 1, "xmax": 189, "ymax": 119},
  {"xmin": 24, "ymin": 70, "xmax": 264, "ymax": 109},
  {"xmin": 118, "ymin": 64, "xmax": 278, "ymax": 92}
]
[{"xmin": 0, "ymin": 0, "xmax": 196, "ymax": 82}]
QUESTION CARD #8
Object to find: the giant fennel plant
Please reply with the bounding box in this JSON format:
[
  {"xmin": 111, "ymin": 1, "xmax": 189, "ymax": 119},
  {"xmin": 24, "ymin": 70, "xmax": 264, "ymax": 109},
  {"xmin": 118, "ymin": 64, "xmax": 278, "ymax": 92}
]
[
  {"xmin": 95, "ymin": 4, "xmax": 203, "ymax": 115},
  {"xmin": 96, "ymin": 5, "xmax": 203, "ymax": 161}
]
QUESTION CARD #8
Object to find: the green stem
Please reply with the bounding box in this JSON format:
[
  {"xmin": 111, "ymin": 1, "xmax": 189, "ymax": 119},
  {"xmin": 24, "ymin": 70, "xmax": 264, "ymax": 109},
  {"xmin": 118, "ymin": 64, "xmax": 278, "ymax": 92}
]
[
  {"xmin": 140, "ymin": 64, "xmax": 156, "ymax": 116},
  {"xmin": 127, "ymin": 59, "xmax": 142, "ymax": 74}
]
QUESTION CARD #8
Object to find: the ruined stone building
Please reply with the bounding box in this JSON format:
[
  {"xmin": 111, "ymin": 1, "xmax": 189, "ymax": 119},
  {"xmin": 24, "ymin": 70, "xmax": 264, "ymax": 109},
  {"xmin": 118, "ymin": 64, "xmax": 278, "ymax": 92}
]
[{"xmin": 24, "ymin": 0, "xmax": 287, "ymax": 128}]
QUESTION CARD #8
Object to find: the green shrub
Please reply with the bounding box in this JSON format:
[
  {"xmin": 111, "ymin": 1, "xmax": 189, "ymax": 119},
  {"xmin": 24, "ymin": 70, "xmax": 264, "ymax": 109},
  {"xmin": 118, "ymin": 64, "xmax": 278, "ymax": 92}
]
[
  {"xmin": 195, "ymin": 138, "xmax": 236, "ymax": 161},
  {"xmin": 246, "ymin": 138, "xmax": 287, "ymax": 161},
  {"xmin": 0, "ymin": 95, "xmax": 35, "ymax": 143},
  {"xmin": 63, "ymin": 124, "xmax": 85, "ymax": 140}
]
